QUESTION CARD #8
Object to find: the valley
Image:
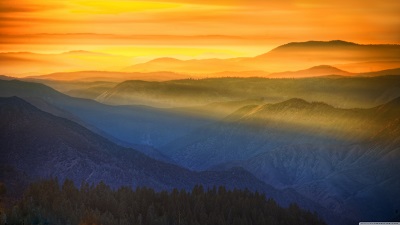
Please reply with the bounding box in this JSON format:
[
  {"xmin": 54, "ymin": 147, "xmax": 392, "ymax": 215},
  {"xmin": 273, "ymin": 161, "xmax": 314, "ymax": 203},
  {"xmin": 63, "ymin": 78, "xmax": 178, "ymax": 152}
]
[{"xmin": 1, "ymin": 40, "xmax": 400, "ymax": 225}]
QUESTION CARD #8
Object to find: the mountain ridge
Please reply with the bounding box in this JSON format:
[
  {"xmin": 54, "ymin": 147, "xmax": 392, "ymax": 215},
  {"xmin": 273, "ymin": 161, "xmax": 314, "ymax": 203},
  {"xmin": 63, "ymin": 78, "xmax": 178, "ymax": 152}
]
[
  {"xmin": 0, "ymin": 96, "xmax": 342, "ymax": 224},
  {"xmin": 27, "ymin": 70, "xmax": 189, "ymax": 82},
  {"xmin": 123, "ymin": 40, "xmax": 400, "ymax": 74},
  {"xmin": 28, "ymin": 65, "xmax": 400, "ymax": 83},
  {"xmin": 2, "ymin": 40, "xmax": 400, "ymax": 76},
  {"xmin": 266, "ymin": 40, "xmax": 360, "ymax": 52},
  {"xmin": 90, "ymin": 75, "xmax": 400, "ymax": 108},
  {"xmin": 267, "ymin": 65, "xmax": 352, "ymax": 78},
  {"xmin": 161, "ymin": 96, "xmax": 400, "ymax": 222}
]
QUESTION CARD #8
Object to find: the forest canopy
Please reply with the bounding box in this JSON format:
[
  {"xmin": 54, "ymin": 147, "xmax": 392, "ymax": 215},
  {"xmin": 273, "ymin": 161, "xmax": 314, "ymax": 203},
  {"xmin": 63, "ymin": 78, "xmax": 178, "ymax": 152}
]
[{"xmin": 3, "ymin": 179, "xmax": 326, "ymax": 225}]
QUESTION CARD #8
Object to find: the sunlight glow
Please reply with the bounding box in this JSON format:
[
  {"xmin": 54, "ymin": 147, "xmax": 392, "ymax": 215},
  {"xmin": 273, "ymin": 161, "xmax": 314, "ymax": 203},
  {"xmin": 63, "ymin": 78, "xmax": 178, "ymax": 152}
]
[{"xmin": 0, "ymin": 0, "xmax": 399, "ymax": 77}]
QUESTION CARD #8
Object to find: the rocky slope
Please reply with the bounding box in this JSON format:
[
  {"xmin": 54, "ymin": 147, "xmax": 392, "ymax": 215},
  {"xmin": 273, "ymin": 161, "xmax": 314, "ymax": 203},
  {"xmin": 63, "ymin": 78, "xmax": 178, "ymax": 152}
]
[{"xmin": 164, "ymin": 98, "xmax": 400, "ymax": 221}]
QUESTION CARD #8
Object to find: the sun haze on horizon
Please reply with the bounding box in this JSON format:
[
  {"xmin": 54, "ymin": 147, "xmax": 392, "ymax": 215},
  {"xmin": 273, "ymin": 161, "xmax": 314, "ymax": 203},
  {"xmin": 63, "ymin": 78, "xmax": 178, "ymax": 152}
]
[{"xmin": 0, "ymin": 0, "xmax": 399, "ymax": 77}]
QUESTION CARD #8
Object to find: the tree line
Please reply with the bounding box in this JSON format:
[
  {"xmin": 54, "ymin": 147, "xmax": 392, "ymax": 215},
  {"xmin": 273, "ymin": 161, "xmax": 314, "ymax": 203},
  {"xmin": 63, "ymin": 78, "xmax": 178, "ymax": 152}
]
[{"xmin": 2, "ymin": 179, "xmax": 326, "ymax": 225}]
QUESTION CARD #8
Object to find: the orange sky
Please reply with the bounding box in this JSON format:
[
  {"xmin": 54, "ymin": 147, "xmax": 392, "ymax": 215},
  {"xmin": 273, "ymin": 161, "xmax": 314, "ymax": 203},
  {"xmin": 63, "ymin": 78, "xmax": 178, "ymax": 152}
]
[{"xmin": 1, "ymin": 0, "xmax": 399, "ymax": 59}]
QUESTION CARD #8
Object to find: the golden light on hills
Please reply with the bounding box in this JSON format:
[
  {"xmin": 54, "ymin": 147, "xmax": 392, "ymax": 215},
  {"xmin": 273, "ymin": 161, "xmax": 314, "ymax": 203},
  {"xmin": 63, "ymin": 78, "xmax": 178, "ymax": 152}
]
[{"xmin": 0, "ymin": 0, "xmax": 399, "ymax": 77}]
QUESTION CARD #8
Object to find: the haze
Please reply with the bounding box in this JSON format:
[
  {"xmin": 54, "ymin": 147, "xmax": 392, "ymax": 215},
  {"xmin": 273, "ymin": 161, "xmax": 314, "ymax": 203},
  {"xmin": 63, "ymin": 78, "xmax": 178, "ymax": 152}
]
[{"xmin": 1, "ymin": 0, "xmax": 399, "ymax": 61}]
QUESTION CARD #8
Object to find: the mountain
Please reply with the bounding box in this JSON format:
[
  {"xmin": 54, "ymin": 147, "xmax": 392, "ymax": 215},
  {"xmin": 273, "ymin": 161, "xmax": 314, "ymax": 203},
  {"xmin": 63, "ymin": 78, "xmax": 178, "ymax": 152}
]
[
  {"xmin": 1, "ymin": 41, "xmax": 399, "ymax": 77},
  {"xmin": 20, "ymin": 79, "xmax": 119, "ymax": 100},
  {"xmin": 29, "ymin": 67, "xmax": 399, "ymax": 106},
  {"xmin": 17, "ymin": 96, "xmax": 154, "ymax": 159},
  {"xmin": 334, "ymin": 60, "xmax": 400, "ymax": 73},
  {"xmin": 94, "ymin": 76, "xmax": 400, "ymax": 108},
  {"xmin": 0, "ymin": 96, "xmax": 256, "ymax": 190},
  {"xmin": 256, "ymin": 40, "xmax": 399, "ymax": 60},
  {"xmin": 123, "ymin": 57, "xmax": 250, "ymax": 74},
  {"xmin": 95, "ymin": 79, "xmax": 243, "ymax": 107},
  {"xmin": 162, "ymin": 98, "xmax": 374, "ymax": 170},
  {"xmin": 1, "ymin": 79, "xmax": 397, "ymax": 223},
  {"xmin": 245, "ymin": 41, "xmax": 400, "ymax": 72},
  {"xmin": 0, "ymin": 51, "xmax": 132, "ymax": 77},
  {"xmin": 2, "ymin": 76, "xmax": 399, "ymax": 155},
  {"xmin": 271, "ymin": 40, "xmax": 358, "ymax": 48},
  {"xmin": 0, "ymin": 96, "xmax": 341, "ymax": 224},
  {"xmin": 0, "ymin": 96, "xmax": 255, "ymax": 190},
  {"xmin": 125, "ymin": 41, "xmax": 400, "ymax": 74},
  {"xmin": 0, "ymin": 75, "xmax": 15, "ymax": 80},
  {"xmin": 0, "ymin": 79, "xmax": 217, "ymax": 150},
  {"xmin": 360, "ymin": 67, "xmax": 400, "ymax": 77},
  {"xmin": 162, "ymin": 98, "xmax": 400, "ymax": 222},
  {"xmin": 171, "ymin": 98, "xmax": 266, "ymax": 120},
  {"xmin": 267, "ymin": 65, "xmax": 352, "ymax": 78},
  {"xmin": 209, "ymin": 70, "xmax": 270, "ymax": 78},
  {"xmin": 28, "ymin": 70, "xmax": 189, "ymax": 82}
]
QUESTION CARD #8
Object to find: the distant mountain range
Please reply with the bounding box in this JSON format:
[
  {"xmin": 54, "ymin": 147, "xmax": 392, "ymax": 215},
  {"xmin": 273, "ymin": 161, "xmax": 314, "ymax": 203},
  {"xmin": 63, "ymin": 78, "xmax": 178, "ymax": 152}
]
[
  {"xmin": 123, "ymin": 57, "xmax": 250, "ymax": 75},
  {"xmin": 268, "ymin": 65, "xmax": 400, "ymax": 78},
  {"xmin": 28, "ymin": 71, "xmax": 190, "ymax": 82},
  {"xmin": 124, "ymin": 40, "xmax": 400, "ymax": 74},
  {"xmin": 2, "ymin": 76, "xmax": 400, "ymax": 150},
  {"xmin": 0, "ymin": 51, "xmax": 132, "ymax": 76},
  {"xmin": 92, "ymin": 75, "xmax": 400, "ymax": 108},
  {"xmin": 267, "ymin": 65, "xmax": 351, "ymax": 78},
  {"xmin": 251, "ymin": 40, "xmax": 400, "ymax": 72},
  {"xmin": 1, "ymin": 78, "xmax": 399, "ymax": 224},
  {"xmin": 16, "ymin": 66, "xmax": 399, "ymax": 109},
  {"xmin": 2, "ymin": 40, "xmax": 400, "ymax": 77},
  {"xmin": 25, "ymin": 65, "xmax": 400, "ymax": 83}
]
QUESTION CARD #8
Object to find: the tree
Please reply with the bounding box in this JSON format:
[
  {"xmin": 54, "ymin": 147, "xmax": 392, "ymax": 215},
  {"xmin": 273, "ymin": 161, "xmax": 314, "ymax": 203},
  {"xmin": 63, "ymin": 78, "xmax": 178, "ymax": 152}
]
[
  {"xmin": 0, "ymin": 183, "xmax": 7, "ymax": 225},
  {"xmin": 5, "ymin": 179, "xmax": 327, "ymax": 225},
  {"xmin": 0, "ymin": 183, "xmax": 6, "ymax": 197}
]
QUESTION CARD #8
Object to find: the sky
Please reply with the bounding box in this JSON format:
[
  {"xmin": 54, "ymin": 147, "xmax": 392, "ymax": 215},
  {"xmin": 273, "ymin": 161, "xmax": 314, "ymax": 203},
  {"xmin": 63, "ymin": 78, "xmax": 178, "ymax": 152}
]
[{"xmin": 1, "ymin": 0, "xmax": 399, "ymax": 60}]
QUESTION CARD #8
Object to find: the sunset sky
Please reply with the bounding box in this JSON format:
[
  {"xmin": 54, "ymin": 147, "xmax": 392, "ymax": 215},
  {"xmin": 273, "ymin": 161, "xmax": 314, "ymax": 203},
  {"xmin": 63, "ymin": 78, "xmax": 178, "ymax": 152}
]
[{"xmin": 1, "ymin": 0, "xmax": 399, "ymax": 60}]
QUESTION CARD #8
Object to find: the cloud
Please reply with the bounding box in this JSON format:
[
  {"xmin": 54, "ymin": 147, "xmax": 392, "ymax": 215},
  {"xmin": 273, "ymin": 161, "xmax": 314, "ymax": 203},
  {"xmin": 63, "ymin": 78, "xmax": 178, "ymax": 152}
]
[
  {"xmin": 0, "ymin": 0, "xmax": 64, "ymax": 12},
  {"xmin": 69, "ymin": 0, "xmax": 183, "ymax": 14},
  {"xmin": 0, "ymin": 33, "xmax": 282, "ymax": 46}
]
